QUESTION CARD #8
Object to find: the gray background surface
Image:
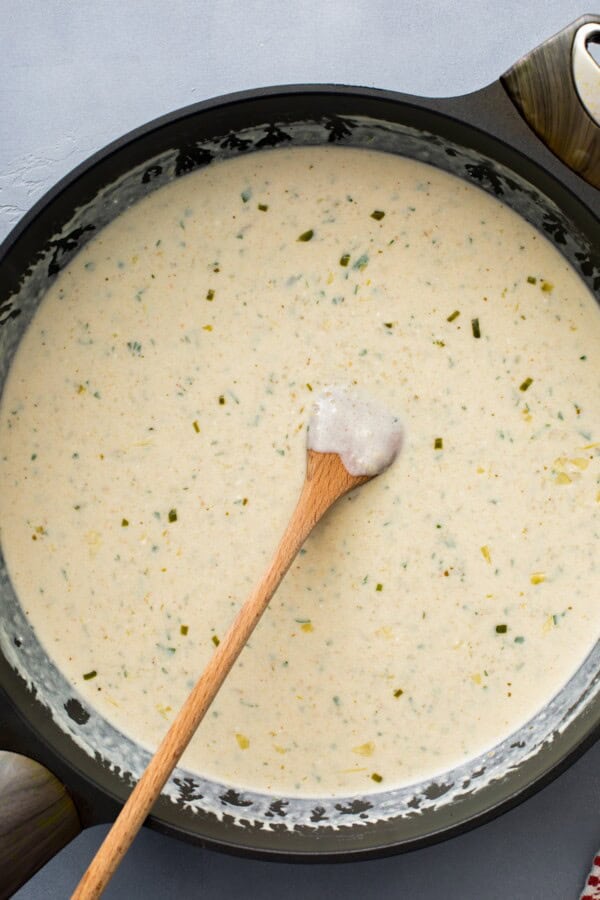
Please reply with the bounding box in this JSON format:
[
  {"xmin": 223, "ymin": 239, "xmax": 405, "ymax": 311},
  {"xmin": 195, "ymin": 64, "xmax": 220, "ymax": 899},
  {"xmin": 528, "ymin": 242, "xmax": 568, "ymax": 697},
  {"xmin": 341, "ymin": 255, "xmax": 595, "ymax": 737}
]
[{"xmin": 2, "ymin": 1, "xmax": 599, "ymax": 897}]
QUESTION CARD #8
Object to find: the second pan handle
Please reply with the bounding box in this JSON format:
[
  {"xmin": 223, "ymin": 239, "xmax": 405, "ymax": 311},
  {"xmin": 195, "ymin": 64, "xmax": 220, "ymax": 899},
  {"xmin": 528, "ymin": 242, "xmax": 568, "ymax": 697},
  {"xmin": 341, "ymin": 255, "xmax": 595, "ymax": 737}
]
[{"xmin": 501, "ymin": 14, "xmax": 600, "ymax": 189}]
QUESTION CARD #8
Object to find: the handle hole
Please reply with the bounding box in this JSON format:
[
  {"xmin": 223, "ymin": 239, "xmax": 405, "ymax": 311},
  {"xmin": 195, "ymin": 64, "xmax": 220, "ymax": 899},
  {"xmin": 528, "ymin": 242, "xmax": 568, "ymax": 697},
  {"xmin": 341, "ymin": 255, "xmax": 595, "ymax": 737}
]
[
  {"xmin": 572, "ymin": 23, "xmax": 600, "ymax": 127},
  {"xmin": 586, "ymin": 30, "xmax": 600, "ymax": 66}
]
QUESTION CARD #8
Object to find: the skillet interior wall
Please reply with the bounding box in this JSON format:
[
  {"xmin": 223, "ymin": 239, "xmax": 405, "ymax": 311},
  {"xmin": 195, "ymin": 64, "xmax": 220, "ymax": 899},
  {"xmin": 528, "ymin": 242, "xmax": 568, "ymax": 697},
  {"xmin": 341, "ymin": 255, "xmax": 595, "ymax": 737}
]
[{"xmin": 1, "ymin": 109, "xmax": 599, "ymax": 840}]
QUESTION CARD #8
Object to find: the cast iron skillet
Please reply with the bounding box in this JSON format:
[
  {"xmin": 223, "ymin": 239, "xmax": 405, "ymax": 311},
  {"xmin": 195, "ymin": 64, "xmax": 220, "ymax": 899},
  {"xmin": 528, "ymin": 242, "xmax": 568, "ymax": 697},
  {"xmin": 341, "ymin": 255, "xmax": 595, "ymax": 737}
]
[{"xmin": 1, "ymin": 14, "xmax": 599, "ymax": 866}]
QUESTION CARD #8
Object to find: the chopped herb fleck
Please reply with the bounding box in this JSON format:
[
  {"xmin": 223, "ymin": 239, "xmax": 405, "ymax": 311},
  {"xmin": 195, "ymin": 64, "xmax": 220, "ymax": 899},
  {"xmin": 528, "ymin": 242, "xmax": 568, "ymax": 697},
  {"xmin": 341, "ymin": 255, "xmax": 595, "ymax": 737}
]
[
  {"xmin": 180, "ymin": 625, "xmax": 189, "ymax": 636},
  {"xmin": 218, "ymin": 395, "xmax": 226, "ymax": 405},
  {"xmin": 527, "ymin": 275, "xmax": 537, "ymax": 284},
  {"xmin": 371, "ymin": 772, "xmax": 383, "ymax": 783},
  {"xmin": 168, "ymin": 508, "xmax": 178, "ymax": 523},
  {"xmin": 83, "ymin": 670, "xmax": 97, "ymax": 680},
  {"xmin": 495, "ymin": 624, "xmax": 507, "ymax": 634},
  {"xmin": 206, "ymin": 289, "xmax": 215, "ymax": 301},
  {"xmin": 258, "ymin": 203, "xmax": 268, "ymax": 211},
  {"xmin": 241, "ymin": 188, "xmax": 252, "ymax": 203},
  {"xmin": 370, "ymin": 210, "xmax": 385, "ymax": 220},
  {"xmin": 519, "ymin": 377, "xmax": 533, "ymax": 392},
  {"xmin": 384, "ymin": 322, "xmax": 394, "ymax": 329},
  {"xmin": 353, "ymin": 742, "xmax": 375, "ymax": 756},
  {"xmin": 339, "ymin": 253, "xmax": 350, "ymax": 267},
  {"xmin": 375, "ymin": 583, "xmax": 383, "ymax": 592},
  {"xmin": 306, "ymin": 383, "xmax": 313, "ymax": 391},
  {"xmin": 235, "ymin": 732, "xmax": 249, "ymax": 749},
  {"xmin": 447, "ymin": 310, "xmax": 460, "ymax": 322},
  {"xmin": 353, "ymin": 253, "xmax": 369, "ymax": 270},
  {"xmin": 212, "ymin": 634, "xmax": 221, "ymax": 647},
  {"xmin": 471, "ymin": 318, "xmax": 481, "ymax": 339},
  {"xmin": 121, "ymin": 518, "xmax": 129, "ymax": 527},
  {"xmin": 541, "ymin": 280, "xmax": 554, "ymax": 292},
  {"xmin": 297, "ymin": 229, "xmax": 314, "ymax": 242},
  {"xmin": 192, "ymin": 420, "xmax": 200, "ymax": 433},
  {"xmin": 393, "ymin": 688, "xmax": 404, "ymax": 698},
  {"xmin": 514, "ymin": 636, "xmax": 525, "ymax": 644},
  {"xmin": 434, "ymin": 437, "xmax": 443, "ymax": 450}
]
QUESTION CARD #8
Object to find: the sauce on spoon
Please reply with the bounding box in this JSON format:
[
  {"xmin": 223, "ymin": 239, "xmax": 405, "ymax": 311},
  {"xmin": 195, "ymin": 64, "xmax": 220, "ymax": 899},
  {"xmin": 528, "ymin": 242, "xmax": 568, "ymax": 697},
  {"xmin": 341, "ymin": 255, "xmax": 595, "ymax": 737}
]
[{"xmin": 308, "ymin": 385, "xmax": 404, "ymax": 476}]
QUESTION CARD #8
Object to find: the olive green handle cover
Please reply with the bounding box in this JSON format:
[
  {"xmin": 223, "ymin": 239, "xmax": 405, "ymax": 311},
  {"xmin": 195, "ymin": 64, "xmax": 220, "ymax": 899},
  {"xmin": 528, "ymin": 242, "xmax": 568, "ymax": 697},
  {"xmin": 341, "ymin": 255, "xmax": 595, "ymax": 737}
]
[{"xmin": 502, "ymin": 14, "xmax": 600, "ymax": 189}]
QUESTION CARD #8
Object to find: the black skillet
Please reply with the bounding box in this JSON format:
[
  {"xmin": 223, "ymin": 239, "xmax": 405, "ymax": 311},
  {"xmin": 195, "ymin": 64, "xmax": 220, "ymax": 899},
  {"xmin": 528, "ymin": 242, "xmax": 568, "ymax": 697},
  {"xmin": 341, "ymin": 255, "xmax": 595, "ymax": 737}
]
[{"xmin": 0, "ymin": 13, "xmax": 599, "ymax": 878}]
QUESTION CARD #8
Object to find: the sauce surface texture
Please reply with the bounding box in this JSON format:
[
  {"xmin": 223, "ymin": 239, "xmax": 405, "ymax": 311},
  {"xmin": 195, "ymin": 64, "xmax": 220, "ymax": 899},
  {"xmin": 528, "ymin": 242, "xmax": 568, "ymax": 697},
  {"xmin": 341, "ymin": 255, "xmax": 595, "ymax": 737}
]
[{"xmin": 1, "ymin": 146, "xmax": 598, "ymax": 796}]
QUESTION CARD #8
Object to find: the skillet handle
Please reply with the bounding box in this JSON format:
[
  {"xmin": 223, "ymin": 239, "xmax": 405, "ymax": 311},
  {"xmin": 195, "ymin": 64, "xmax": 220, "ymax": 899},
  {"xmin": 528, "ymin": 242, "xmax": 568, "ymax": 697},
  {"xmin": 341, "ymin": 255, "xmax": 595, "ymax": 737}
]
[
  {"xmin": 501, "ymin": 14, "xmax": 600, "ymax": 189},
  {"xmin": 0, "ymin": 751, "xmax": 81, "ymax": 896}
]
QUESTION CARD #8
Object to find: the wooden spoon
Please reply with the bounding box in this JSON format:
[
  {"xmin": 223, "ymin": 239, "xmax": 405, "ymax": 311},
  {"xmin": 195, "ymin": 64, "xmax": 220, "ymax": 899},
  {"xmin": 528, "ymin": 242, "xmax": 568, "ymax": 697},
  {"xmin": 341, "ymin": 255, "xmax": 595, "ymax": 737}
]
[{"xmin": 72, "ymin": 450, "xmax": 373, "ymax": 899}]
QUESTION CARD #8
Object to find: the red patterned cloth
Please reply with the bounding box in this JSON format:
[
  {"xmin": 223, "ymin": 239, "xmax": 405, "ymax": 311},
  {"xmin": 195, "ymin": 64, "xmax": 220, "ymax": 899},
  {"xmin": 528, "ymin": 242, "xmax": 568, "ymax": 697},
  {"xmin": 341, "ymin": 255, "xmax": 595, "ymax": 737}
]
[{"xmin": 581, "ymin": 854, "xmax": 600, "ymax": 899}]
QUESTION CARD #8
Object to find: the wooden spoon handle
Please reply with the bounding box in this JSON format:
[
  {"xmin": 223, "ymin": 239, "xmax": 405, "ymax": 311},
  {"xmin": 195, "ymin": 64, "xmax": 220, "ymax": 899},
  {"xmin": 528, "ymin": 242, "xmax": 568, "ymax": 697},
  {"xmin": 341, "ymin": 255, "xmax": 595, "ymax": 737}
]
[{"xmin": 71, "ymin": 452, "xmax": 368, "ymax": 899}]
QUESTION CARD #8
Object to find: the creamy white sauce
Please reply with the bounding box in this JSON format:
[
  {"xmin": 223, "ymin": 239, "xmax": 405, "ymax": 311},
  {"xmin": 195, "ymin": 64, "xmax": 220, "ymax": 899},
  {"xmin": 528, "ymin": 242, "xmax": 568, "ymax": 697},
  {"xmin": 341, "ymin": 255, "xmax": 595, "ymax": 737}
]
[
  {"xmin": 308, "ymin": 386, "xmax": 404, "ymax": 475},
  {"xmin": 0, "ymin": 146, "xmax": 598, "ymax": 798}
]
